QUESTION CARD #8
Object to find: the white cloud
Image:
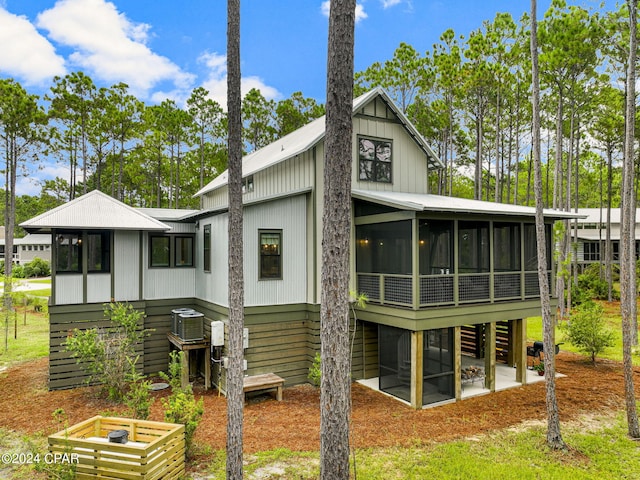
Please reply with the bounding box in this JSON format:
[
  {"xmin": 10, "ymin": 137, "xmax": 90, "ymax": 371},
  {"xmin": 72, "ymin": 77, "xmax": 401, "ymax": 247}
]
[
  {"xmin": 35, "ymin": 0, "xmax": 194, "ymax": 99},
  {"xmin": 321, "ymin": 1, "xmax": 368, "ymax": 23},
  {"xmin": 0, "ymin": 8, "xmax": 66, "ymax": 85},
  {"xmin": 197, "ymin": 52, "xmax": 280, "ymax": 111},
  {"xmin": 381, "ymin": 0, "xmax": 402, "ymax": 8}
]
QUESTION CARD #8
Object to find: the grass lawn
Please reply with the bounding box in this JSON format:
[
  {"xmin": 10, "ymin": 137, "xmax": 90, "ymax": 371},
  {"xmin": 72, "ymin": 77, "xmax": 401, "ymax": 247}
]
[
  {"xmin": 527, "ymin": 302, "xmax": 640, "ymax": 366},
  {"xmin": 197, "ymin": 412, "xmax": 640, "ymax": 479},
  {"xmin": 0, "ymin": 309, "xmax": 49, "ymax": 369}
]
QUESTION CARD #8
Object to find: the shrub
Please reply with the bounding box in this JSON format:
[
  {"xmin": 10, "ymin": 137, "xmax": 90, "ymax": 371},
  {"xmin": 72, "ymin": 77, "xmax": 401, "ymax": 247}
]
[
  {"xmin": 124, "ymin": 369, "xmax": 154, "ymax": 420},
  {"xmin": 160, "ymin": 351, "xmax": 204, "ymax": 456},
  {"xmin": 65, "ymin": 302, "xmax": 149, "ymax": 402},
  {"xmin": 561, "ymin": 300, "xmax": 615, "ymax": 365},
  {"xmin": 308, "ymin": 352, "xmax": 321, "ymax": 387},
  {"xmin": 23, "ymin": 257, "xmax": 51, "ymax": 278}
]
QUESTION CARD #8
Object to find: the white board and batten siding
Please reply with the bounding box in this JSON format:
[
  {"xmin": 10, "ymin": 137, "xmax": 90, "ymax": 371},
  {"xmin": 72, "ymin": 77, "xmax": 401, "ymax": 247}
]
[
  {"xmin": 55, "ymin": 274, "xmax": 83, "ymax": 304},
  {"xmin": 114, "ymin": 230, "xmax": 141, "ymax": 302},
  {"xmin": 244, "ymin": 195, "xmax": 307, "ymax": 306},
  {"xmin": 87, "ymin": 274, "xmax": 111, "ymax": 303},
  {"xmin": 196, "ymin": 195, "xmax": 307, "ymax": 307},
  {"xmin": 202, "ymin": 150, "xmax": 315, "ymax": 211},
  {"xmin": 196, "ymin": 213, "xmax": 229, "ymax": 306}
]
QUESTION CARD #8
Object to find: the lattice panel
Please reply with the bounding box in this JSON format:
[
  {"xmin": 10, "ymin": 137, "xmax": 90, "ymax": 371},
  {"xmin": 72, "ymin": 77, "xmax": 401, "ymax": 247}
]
[
  {"xmin": 459, "ymin": 274, "xmax": 490, "ymax": 302},
  {"xmin": 420, "ymin": 276, "xmax": 454, "ymax": 305},
  {"xmin": 384, "ymin": 276, "xmax": 413, "ymax": 305},
  {"xmin": 494, "ymin": 273, "xmax": 521, "ymax": 299}
]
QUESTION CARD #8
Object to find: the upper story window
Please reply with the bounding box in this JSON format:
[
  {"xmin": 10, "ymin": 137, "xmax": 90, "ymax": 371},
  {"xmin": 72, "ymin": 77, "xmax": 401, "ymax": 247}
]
[
  {"xmin": 358, "ymin": 136, "xmax": 392, "ymax": 183},
  {"xmin": 203, "ymin": 224, "xmax": 211, "ymax": 272},
  {"xmin": 259, "ymin": 230, "xmax": 282, "ymax": 280},
  {"xmin": 149, "ymin": 234, "xmax": 194, "ymax": 268},
  {"xmin": 242, "ymin": 175, "xmax": 254, "ymax": 194},
  {"xmin": 56, "ymin": 230, "xmax": 110, "ymax": 273}
]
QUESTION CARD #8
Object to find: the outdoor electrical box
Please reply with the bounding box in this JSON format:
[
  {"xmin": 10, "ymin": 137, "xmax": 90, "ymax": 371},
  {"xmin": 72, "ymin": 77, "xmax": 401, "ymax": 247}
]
[
  {"xmin": 243, "ymin": 328, "xmax": 249, "ymax": 350},
  {"xmin": 211, "ymin": 321, "xmax": 224, "ymax": 347}
]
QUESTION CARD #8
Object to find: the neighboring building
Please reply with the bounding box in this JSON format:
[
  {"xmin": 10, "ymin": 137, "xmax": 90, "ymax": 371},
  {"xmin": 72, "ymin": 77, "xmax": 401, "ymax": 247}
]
[
  {"xmin": 573, "ymin": 208, "xmax": 640, "ymax": 271},
  {"xmin": 22, "ymin": 88, "xmax": 577, "ymax": 408},
  {"xmin": 0, "ymin": 233, "xmax": 51, "ymax": 264}
]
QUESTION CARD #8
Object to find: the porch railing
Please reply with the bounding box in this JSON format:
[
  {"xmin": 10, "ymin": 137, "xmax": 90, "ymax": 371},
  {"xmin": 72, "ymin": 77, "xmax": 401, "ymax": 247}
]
[{"xmin": 356, "ymin": 270, "xmax": 553, "ymax": 309}]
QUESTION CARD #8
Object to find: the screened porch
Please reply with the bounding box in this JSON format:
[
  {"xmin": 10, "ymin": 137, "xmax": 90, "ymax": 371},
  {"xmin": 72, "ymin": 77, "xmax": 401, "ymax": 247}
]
[{"xmin": 355, "ymin": 216, "xmax": 553, "ymax": 310}]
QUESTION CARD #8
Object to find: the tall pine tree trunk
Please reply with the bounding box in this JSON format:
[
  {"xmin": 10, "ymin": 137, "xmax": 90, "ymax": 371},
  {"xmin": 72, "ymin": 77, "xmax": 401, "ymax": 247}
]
[
  {"xmin": 531, "ymin": 0, "xmax": 565, "ymax": 450},
  {"xmin": 226, "ymin": 0, "xmax": 245, "ymax": 477},
  {"xmin": 321, "ymin": 1, "xmax": 355, "ymax": 478},
  {"xmin": 620, "ymin": 0, "xmax": 640, "ymax": 440}
]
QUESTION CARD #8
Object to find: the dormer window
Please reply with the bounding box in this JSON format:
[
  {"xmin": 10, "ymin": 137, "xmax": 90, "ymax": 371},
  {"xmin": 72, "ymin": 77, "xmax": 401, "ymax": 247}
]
[{"xmin": 358, "ymin": 136, "xmax": 392, "ymax": 183}]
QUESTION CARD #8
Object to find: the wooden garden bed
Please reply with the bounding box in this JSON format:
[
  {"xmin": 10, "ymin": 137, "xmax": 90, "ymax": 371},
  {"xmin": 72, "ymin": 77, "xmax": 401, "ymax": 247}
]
[{"xmin": 48, "ymin": 415, "xmax": 185, "ymax": 479}]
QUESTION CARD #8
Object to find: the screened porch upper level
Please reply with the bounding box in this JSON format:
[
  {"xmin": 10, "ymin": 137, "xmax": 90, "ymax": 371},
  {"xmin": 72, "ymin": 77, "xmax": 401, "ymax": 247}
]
[{"xmin": 354, "ymin": 202, "xmax": 554, "ymax": 310}]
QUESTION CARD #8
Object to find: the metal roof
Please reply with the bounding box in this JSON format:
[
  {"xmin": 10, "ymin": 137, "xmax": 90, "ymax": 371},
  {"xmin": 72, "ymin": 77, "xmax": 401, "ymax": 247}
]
[
  {"xmin": 137, "ymin": 207, "xmax": 199, "ymax": 222},
  {"xmin": 0, "ymin": 234, "xmax": 51, "ymax": 246},
  {"xmin": 575, "ymin": 208, "xmax": 640, "ymax": 224},
  {"xmin": 20, "ymin": 190, "xmax": 171, "ymax": 232},
  {"xmin": 195, "ymin": 88, "xmax": 444, "ymax": 197},
  {"xmin": 352, "ymin": 190, "xmax": 585, "ymax": 220}
]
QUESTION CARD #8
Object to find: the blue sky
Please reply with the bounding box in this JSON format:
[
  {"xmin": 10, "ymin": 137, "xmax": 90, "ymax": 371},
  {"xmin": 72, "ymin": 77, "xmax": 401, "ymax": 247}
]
[
  {"xmin": 0, "ymin": 0, "xmax": 607, "ymax": 194},
  {"xmin": 2, "ymin": 0, "xmax": 611, "ymax": 105}
]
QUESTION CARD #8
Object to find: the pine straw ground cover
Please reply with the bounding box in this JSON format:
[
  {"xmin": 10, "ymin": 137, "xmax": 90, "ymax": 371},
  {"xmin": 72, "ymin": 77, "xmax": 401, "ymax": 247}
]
[{"xmin": 0, "ymin": 352, "xmax": 639, "ymax": 476}]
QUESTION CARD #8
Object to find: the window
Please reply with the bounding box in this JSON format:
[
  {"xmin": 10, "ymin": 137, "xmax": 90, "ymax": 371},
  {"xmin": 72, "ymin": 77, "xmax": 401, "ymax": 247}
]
[
  {"xmin": 87, "ymin": 231, "xmax": 110, "ymax": 272},
  {"xmin": 56, "ymin": 232, "xmax": 81, "ymax": 273},
  {"xmin": 242, "ymin": 175, "xmax": 254, "ymax": 194},
  {"xmin": 150, "ymin": 236, "xmax": 170, "ymax": 267},
  {"xmin": 203, "ymin": 224, "xmax": 211, "ymax": 272},
  {"xmin": 149, "ymin": 234, "xmax": 195, "ymax": 268},
  {"xmin": 583, "ymin": 242, "xmax": 600, "ymax": 262},
  {"xmin": 259, "ymin": 230, "xmax": 282, "ymax": 279},
  {"xmin": 55, "ymin": 230, "xmax": 111, "ymax": 273},
  {"xmin": 358, "ymin": 136, "xmax": 392, "ymax": 183},
  {"xmin": 175, "ymin": 236, "xmax": 194, "ymax": 267}
]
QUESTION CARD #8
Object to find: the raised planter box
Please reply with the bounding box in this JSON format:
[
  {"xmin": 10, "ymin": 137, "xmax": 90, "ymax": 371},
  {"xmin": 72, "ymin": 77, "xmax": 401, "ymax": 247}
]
[{"xmin": 48, "ymin": 416, "xmax": 185, "ymax": 480}]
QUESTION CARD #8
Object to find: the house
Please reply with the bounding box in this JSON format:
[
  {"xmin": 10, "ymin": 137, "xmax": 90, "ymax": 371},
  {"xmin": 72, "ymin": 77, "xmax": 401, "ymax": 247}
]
[
  {"xmin": 0, "ymin": 233, "xmax": 51, "ymax": 264},
  {"xmin": 22, "ymin": 88, "xmax": 578, "ymax": 408},
  {"xmin": 573, "ymin": 208, "xmax": 640, "ymax": 272}
]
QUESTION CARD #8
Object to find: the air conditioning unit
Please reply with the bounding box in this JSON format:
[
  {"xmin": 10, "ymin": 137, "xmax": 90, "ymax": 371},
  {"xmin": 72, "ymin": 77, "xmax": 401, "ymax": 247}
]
[
  {"xmin": 177, "ymin": 311, "xmax": 204, "ymax": 341},
  {"xmin": 171, "ymin": 308, "xmax": 195, "ymax": 335}
]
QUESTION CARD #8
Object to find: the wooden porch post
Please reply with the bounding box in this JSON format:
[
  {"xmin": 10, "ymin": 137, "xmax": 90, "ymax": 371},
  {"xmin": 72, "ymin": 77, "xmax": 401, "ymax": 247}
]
[
  {"xmin": 454, "ymin": 326, "xmax": 462, "ymax": 400},
  {"xmin": 410, "ymin": 330, "xmax": 423, "ymax": 409},
  {"xmin": 484, "ymin": 322, "xmax": 496, "ymax": 391},
  {"xmin": 514, "ymin": 318, "xmax": 528, "ymax": 384}
]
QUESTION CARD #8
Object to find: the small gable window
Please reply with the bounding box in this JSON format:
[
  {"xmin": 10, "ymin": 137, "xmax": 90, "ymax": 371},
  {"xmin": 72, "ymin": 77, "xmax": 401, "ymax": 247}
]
[{"xmin": 358, "ymin": 136, "xmax": 392, "ymax": 183}]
